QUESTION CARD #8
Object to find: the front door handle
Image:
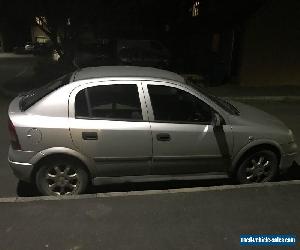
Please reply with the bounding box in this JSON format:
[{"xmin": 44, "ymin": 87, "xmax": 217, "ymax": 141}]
[
  {"xmin": 156, "ymin": 133, "xmax": 171, "ymax": 141},
  {"xmin": 82, "ymin": 132, "xmax": 98, "ymax": 140}
]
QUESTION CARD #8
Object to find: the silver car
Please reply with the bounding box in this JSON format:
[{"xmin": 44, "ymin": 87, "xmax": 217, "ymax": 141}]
[{"xmin": 8, "ymin": 66, "xmax": 298, "ymax": 195}]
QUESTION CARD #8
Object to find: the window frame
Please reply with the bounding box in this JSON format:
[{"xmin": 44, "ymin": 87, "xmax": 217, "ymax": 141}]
[
  {"xmin": 70, "ymin": 80, "xmax": 149, "ymax": 122},
  {"xmin": 143, "ymin": 81, "xmax": 224, "ymax": 125}
]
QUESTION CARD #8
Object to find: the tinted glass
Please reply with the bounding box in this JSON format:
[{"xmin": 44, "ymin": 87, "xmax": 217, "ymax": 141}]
[
  {"xmin": 75, "ymin": 89, "xmax": 89, "ymax": 117},
  {"xmin": 19, "ymin": 73, "xmax": 71, "ymax": 111},
  {"xmin": 186, "ymin": 81, "xmax": 239, "ymax": 115},
  {"xmin": 88, "ymin": 84, "xmax": 142, "ymax": 120},
  {"xmin": 148, "ymin": 85, "xmax": 213, "ymax": 124}
]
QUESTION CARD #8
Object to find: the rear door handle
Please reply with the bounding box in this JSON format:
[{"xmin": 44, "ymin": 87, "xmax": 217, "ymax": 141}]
[
  {"xmin": 156, "ymin": 133, "xmax": 171, "ymax": 141},
  {"xmin": 82, "ymin": 132, "xmax": 98, "ymax": 140}
]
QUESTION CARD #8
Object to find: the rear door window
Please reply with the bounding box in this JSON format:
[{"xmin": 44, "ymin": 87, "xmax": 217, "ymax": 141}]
[{"xmin": 75, "ymin": 84, "xmax": 143, "ymax": 121}]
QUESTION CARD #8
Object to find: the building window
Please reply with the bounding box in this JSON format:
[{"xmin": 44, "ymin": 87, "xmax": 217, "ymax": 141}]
[
  {"xmin": 35, "ymin": 16, "xmax": 47, "ymax": 26},
  {"xmin": 192, "ymin": 1, "xmax": 200, "ymax": 17},
  {"xmin": 36, "ymin": 36, "xmax": 49, "ymax": 43}
]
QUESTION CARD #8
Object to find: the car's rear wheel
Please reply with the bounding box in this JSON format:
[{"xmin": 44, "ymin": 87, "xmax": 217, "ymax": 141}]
[
  {"xmin": 36, "ymin": 158, "xmax": 88, "ymax": 196},
  {"xmin": 236, "ymin": 150, "xmax": 278, "ymax": 184}
]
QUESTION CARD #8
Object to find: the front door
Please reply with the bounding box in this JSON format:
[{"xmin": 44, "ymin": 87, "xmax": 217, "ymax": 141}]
[
  {"xmin": 144, "ymin": 83, "xmax": 232, "ymax": 175},
  {"xmin": 69, "ymin": 81, "xmax": 152, "ymax": 177}
]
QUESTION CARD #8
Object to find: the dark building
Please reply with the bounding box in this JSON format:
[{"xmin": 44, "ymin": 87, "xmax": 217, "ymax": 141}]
[
  {"xmin": 171, "ymin": 0, "xmax": 300, "ymax": 86},
  {"xmin": 239, "ymin": 0, "xmax": 300, "ymax": 86}
]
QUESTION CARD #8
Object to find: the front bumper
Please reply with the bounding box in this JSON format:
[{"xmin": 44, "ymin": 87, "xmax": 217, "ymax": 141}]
[
  {"xmin": 8, "ymin": 158, "xmax": 34, "ymax": 182},
  {"xmin": 279, "ymin": 142, "xmax": 298, "ymax": 171}
]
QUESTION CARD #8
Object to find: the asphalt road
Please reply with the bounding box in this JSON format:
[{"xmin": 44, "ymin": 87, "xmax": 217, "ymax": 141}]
[
  {"xmin": 0, "ymin": 54, "xmax": 299, "ymax": 198},
  {"xmin": 0, "ymin": 53, "xmax": 34, "ymax": 84},
  {"xmin": 1, "ymin": 182, "xmax": 299, "ymax": 250}
]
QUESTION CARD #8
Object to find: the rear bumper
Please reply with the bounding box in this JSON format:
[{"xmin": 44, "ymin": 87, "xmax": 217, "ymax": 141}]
[
  {"xmin": 8, "ymin": 146, "xmax": 36, "ymax": 182},
  {"xmin": 8, "ymin": 158, "xmax": 34, "ymax": 182}
]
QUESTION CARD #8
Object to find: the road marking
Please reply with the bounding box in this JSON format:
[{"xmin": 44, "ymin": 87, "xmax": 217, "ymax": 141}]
[
  {"xmin": 0, "ymin": 180, "xmax": 299, "ymax": 203},
  {"xmin": 15, "ymin": 66, "xmax": 30, "ymax": 78}
]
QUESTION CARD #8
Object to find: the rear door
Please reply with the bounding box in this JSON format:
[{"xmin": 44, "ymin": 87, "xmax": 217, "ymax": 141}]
[
  {"xmin": 69, "ymin": 81, "xmax": 152, "ymax": 177},
  {"xmin": 143, "ymin": 82, "xmax": 232, "ymax": 175}
]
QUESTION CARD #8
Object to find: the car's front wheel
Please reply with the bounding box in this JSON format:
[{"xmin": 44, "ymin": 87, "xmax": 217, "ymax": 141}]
[
  {"xmin": 236, "ymin": 150, "xmax": 278, "ymax": 184},
  {"xmin": 36, "ymin": 158, "xmax": 88, "ymax": 196}
]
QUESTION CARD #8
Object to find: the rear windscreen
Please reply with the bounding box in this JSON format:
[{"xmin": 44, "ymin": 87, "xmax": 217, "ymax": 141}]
[{"xmin": 19, "ymin": 73, "xmax": 72, "ymax": 111}]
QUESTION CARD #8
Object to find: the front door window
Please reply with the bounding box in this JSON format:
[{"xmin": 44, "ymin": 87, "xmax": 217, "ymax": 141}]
[{"xmin": 148, "ymin": 85, "xmax": 213, "ymax": 124}]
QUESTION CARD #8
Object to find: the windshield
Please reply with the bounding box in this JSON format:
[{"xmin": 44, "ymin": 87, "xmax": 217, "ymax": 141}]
[
  {"xmin": 19, "ymin": 73, "xmax": 71, "ymax": 111},
  {"xmin": 186, "ymin": 81, "xmax": 240, "ymax": 116}
]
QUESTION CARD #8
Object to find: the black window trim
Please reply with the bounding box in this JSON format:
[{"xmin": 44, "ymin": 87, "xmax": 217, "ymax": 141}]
[
  {"xmin": 84, "ymin": 88, "xmax": 92, "ymax": 117},
  {"xmin": 148, "ymin": 111, "xmax": 226, "ymax": 126},
  {"xmin": 149, "ymin": 119, "xmax": 213, "ymax": 126},
  {"xmin": 75, "ymin": 116, "xmax": 146, "ymax": 123}
]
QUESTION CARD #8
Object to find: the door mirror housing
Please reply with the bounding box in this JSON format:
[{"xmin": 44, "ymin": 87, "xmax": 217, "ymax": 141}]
[{"xmin": 212, "ymin": 112, "xmax": 222, "ymax": 127}]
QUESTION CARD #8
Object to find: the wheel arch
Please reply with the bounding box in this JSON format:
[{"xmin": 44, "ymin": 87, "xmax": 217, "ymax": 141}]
[
  {"xmin": 29, "ymin": 147, "xmax": 96, "ymax": 182},
  {"xmin": 229, "ymin": 140, "xmax": 282, "ymax": 176}
]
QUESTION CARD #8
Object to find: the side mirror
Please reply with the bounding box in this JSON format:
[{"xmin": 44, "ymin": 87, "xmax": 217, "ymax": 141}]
[{"xmin": 212, "ymin": 113, "xmax": 222, "ymax": 127}]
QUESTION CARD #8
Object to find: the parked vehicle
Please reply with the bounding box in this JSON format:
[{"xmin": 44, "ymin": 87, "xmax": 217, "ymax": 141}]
[
  {"xmin": 24, "ymin": 42, "xmax": 35, "ymax": 53},
  {"xmin": 117, "ymin": 39, "xmax": 170, "ymax": 68},
  {"xmin": 8, "ymin": 66, "xmax": 298, "ymax": 196},
  {"xmin": 73, "ymin": 41, "xmax": 115, "ymax": 67},
  {"xmin": 13, "ymin": 42, "xmax": 52, "ymax": 55},
  {"xmin": 32, "ymin": 42, "xmax": 54, "ymax": 56},
  {"xmin": 13, "ymin": 46, "xmax": 26, "ymax": 54},
  {"xmin": 73, "ymin": 39, "xmax": 170, "ymax": 69}
]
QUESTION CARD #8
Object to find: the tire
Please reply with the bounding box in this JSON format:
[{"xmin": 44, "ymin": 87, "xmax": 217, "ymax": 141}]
[
  {"xmin": 236, "ymin": 150, "xmax": 278, "ymax": 184},
  {"xmin": 36, "ymin": 158, "xmax": 88, "ymax": 196}
]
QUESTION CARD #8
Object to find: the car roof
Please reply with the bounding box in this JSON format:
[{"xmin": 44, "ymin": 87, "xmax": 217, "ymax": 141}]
[{"xmin": 72, "ymin": 66, "xmax": 185, "ymax": 83}]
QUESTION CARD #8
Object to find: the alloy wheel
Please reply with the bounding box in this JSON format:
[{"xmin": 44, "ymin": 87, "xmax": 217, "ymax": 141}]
[
  {"xmin": 36, "ymin": 159, "xmax": 88, "ymax": 196},
  {"xmin": 245, "ymin": 156, "xmax": 272, "ymax": 182},
  {"xmin": 46, "ymin": 164, "xmax": 81, "ymax": 195},
  {"xmin": 237, "ymin": 150, "xmax": 278, "ymax": 184}
]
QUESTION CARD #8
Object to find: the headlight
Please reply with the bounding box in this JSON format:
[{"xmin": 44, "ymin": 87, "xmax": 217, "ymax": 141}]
[{"xmin": 288, "ymin": 129, "xmax": 295, "ymax": 142}]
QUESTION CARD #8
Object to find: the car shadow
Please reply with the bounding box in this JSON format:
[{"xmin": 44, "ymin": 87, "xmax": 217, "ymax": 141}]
[
  {"xmin": 17, "ymin": 181, "xmax": 40, "ymax": 197},
  {"xmin": 280, "ymin": 161, "xmax": 300, "ymax": 181},
  {"xmin": 86, "ymin": 178, "xmax": 235, "ymax": 194}
]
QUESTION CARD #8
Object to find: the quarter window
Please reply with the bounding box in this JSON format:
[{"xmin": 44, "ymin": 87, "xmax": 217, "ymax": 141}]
[
  {"xmin": 75, "ymin": 84, "xmax": 143, "ymax": 121},
  {"xmin": 75, "ymin": 89, "xmax": 89, "ymax": 117},
  {"xmin": 148, "ymin": 85, "xmax": 213, "ymax": 124}
]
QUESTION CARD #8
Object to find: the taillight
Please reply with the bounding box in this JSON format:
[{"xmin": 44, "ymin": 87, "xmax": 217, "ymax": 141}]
[{"xmin": 8, "ymin": 119, "xmax": 21, "ymax": 150}]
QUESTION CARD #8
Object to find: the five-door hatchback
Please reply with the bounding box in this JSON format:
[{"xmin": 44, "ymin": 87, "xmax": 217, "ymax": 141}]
[{"xmin": 8, "ymin": 66, "xmax": 298, "ymax": 195}]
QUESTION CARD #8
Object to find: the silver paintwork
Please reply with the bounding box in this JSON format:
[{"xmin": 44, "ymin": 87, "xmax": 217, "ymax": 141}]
[
  {"xmin": 8, "ymin": 66, "xmax": 298, "ymax": 187},
  {"xmin": 72, "ymin": 66, "xmax": 184, "ymax": 83}
]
